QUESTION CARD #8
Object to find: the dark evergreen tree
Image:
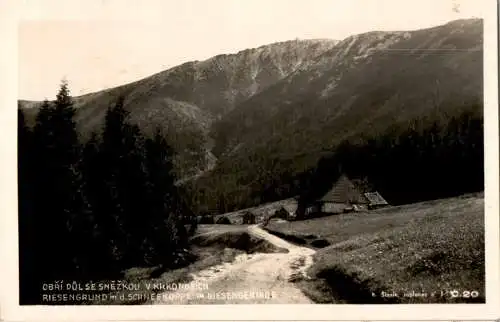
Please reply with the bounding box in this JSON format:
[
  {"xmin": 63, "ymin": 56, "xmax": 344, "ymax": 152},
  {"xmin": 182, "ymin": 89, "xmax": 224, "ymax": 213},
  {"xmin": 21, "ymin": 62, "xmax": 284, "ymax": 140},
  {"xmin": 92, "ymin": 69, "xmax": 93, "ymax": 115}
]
[
  {"xmin": 31, "ymin": 81, "xmax": 84, "ymax": 282},
  {"xmin": 18, "ymin": 107, "xmax": 37, "ymax": 304},
  {"xmin": 94, "ymin": 96, "xmax": 149, "ymax": 269},
  {"xmin": 79, "ymin": 132, "xmax": 112, "ymax": 276},
  {"xmin": 143, "ymin": 128, "xmax": 187, "ymax": 265}
]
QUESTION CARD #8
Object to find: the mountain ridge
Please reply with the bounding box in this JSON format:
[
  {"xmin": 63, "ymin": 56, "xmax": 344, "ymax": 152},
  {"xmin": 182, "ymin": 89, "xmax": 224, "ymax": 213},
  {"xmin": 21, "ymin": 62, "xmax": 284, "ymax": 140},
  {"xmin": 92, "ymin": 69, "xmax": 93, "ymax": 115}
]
[
  {"xmin": 19, "ymin": 18, "xmax": 483, "ymax": 195},
  {"xmin": 19, "ymin": 38, "xmax": 339, "ymax": 104},
  {"xmin": 19, "ymin": 18, "xmax": 482, "ymax": 104},
  {"xmin": 19, "ymin": 38, "xmax": 340, "ymax": 177}
]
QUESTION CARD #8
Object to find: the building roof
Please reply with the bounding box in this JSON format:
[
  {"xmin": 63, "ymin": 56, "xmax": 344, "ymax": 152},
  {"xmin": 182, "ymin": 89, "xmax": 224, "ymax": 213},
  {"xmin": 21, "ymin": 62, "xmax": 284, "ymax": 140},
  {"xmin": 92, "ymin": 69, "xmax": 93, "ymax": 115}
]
[
  {"xmin": 318, "ymin": 174, "xmax": 370, "ymax": 204},
  {"xmin": 364, "ymin": 192, "xmax": 389, "ymax": 206},
  {"xmin": 281, "ymin": 204, "xmax": 297, "ymax": 213}
]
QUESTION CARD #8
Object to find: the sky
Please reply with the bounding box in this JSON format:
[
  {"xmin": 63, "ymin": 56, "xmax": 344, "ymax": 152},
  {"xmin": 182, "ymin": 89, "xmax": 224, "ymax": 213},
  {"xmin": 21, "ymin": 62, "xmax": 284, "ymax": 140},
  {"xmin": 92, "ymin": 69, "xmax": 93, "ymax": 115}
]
[{"xmin": 18, "ymin": 0, "xmax": 486, "ymax": 100}]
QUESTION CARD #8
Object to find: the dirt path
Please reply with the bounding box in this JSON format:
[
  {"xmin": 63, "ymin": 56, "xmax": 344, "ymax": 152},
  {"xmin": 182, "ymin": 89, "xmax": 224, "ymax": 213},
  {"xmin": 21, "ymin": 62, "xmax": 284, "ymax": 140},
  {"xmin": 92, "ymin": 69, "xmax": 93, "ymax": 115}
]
[{"xmin": 153, "ymin": 225, "xmax": 316, "ymax": 304}]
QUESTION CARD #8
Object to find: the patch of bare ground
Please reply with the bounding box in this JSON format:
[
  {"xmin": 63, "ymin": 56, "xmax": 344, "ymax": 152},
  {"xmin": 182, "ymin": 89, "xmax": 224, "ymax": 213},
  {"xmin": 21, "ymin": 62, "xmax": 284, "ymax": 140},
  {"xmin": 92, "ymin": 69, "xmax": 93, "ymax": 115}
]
[
  {"xmin": 91, "ymin": 225, "xmax": 288, "ymax": 304},
  {"xmin": 190, "ymin": 226, "xmax": 289, "ymax": 254},
  {"xmin": 151, "ymin": 225, "xmax": 315, "ymax": 304},
  {"xmin": 266, "ymin": 193, "xmax": 485, "ymax": 303}
]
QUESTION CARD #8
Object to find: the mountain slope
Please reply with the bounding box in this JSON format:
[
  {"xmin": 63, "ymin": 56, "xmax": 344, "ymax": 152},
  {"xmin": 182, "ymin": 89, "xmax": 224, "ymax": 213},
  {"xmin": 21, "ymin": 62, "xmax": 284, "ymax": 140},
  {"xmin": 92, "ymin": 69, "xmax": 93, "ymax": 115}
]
[
  {"xmin": 19, "ymin": 19, "xmax": 483, "ymax": 211},
  {"xmin": 190, "ymin": 18, "xmax": 482, "ymax": 212},
  {"xmin": 212, "ymin": 19, "xmax": 482, "ymax": 159},
  {"xmin": 19, "ymin": 39, "xmax": 338, "ymax": 177}
]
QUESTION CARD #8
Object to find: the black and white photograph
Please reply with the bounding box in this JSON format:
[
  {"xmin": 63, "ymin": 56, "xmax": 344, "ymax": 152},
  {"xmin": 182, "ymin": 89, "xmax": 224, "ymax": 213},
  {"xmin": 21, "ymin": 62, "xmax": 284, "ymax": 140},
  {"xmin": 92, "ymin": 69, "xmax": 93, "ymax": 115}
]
[{"xmin": 3, "ymin": 0, "xmax": 499, "ymax": 317}]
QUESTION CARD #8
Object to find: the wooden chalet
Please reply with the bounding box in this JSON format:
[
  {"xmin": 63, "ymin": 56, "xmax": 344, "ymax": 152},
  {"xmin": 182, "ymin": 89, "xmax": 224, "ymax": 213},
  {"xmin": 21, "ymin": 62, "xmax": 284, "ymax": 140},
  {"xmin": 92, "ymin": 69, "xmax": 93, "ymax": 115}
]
[{"xmin": 304, "ymin": 174, "xmax": 389, "ymax": 216}]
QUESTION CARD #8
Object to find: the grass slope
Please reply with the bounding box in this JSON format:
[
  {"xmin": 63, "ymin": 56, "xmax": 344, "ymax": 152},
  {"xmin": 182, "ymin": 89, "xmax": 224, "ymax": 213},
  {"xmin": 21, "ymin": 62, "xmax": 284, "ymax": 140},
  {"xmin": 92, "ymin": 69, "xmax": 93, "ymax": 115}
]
[{"xmin": 266, "ymin": 193, "xmax": 485, "ymax": 303}]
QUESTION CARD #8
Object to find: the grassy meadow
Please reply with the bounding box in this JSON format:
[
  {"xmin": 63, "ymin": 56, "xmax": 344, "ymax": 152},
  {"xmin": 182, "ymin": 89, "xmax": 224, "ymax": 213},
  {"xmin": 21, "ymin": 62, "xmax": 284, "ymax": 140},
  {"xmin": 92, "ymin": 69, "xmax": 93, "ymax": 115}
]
[{"xmin": 265, "ymin": 192, "xmax": 485, "ymax": 303}]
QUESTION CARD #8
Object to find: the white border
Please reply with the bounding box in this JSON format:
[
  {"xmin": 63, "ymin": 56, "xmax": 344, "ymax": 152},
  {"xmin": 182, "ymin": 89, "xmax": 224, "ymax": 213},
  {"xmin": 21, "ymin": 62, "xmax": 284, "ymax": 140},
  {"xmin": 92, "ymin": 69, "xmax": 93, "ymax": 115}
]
[{"xmin": 1, "ymin": 0, "xmax": 498, "ymax": 321}]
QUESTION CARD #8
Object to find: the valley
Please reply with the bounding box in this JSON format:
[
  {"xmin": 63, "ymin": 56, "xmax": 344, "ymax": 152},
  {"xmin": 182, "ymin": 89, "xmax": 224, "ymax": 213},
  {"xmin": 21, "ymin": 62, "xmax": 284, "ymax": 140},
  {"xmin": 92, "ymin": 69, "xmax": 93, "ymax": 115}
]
[{"xmin": 19, "ymin": 19, "xmax": 482, "ymax": 204}]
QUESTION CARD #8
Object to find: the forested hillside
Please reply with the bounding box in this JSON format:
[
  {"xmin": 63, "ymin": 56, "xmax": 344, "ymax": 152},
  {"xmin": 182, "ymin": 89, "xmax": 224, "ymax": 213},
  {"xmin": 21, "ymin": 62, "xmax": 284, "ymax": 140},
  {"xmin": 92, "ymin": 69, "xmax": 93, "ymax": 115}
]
[
  {"xmin": 19, "ymin": 18, "xmax": 484, "ymax": 218},
  {"xmin": 187, "ymin": 19, "xmax": 483, "ymax": 214}
]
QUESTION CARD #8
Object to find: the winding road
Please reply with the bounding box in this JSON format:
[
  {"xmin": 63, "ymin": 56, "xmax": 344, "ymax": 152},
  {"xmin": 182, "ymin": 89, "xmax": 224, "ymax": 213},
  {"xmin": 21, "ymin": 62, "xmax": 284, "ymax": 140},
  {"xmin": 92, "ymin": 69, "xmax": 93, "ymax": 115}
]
[{"xmin": 153, "ymin": 225, "xmax": 316, "ymax": 304}]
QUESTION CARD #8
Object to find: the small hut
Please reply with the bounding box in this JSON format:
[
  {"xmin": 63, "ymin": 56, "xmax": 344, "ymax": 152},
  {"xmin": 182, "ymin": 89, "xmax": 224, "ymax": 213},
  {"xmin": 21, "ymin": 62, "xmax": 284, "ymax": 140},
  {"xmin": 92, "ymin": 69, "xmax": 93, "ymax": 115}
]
[
  {"xmin": 242, "ymin": 211, "xmax": 256, "ymax": 224},
  {"xmin": 273, "ymin": 206, "xmax": 291, "ymax": 220},
  {"xmin": 363, "ymin": 192, "xmax": 389, "ymax": 210}
]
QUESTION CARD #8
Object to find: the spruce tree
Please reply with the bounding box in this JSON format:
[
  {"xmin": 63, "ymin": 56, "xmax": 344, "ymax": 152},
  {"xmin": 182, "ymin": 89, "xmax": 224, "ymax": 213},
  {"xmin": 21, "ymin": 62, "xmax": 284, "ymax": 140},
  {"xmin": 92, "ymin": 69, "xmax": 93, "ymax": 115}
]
[
  {"xmin": 99, "ymin": 97, "xmax": 132, "ymax": 268},
  {"xmin": 144, "ymin": 128, "xmax": 189, "ymax": 265},
  {"xmin": 96, "ymin": 96, "xmax": 150, "ymax": 268},
  {"xmin": 79, "ymin": 132, "xmax": 112, "ymax": 276},
  {"xmin": 32, "ymin": 80, "xmax": 83, "ymax": 281},
  {"xmin": 26, "ymin": 82, "xmax": 83, "ymax": 281},
  {"xmin": 18, "ymin": 107, "xmax": 37, "ymax": 304}
]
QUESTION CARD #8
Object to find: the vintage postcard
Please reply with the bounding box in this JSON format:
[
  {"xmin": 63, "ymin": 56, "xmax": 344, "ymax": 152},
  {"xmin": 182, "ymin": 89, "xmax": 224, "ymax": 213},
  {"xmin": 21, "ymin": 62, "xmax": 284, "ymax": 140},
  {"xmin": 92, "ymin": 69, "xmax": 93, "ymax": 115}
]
[{"xmin": 1, "ymin": 0, "xmax": 499, "ymax": 321}]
